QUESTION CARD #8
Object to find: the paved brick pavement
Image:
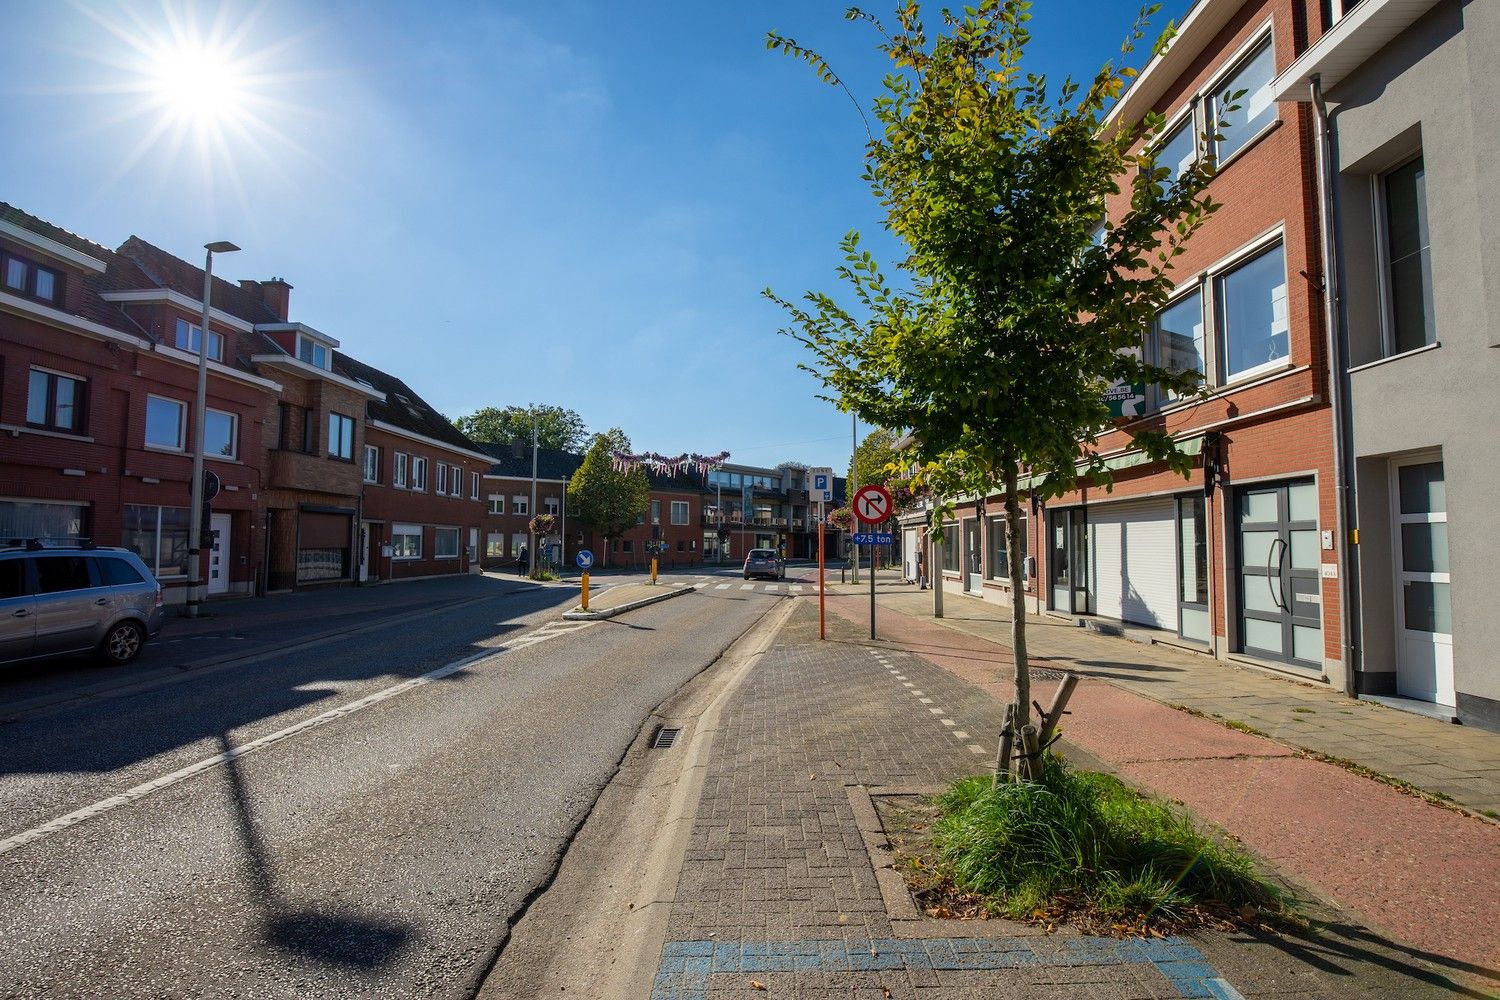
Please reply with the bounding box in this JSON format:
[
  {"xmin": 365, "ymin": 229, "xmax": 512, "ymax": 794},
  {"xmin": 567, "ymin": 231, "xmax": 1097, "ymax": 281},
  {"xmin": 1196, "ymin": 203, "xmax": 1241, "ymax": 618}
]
[{"xmin": 650, "ymin": 599, "xmax": 1474, "ymax": 999}]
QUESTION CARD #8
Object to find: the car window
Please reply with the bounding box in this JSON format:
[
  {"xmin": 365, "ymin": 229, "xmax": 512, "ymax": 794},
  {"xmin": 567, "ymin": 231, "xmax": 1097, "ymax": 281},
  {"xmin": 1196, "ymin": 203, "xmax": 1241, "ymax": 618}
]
[
  {"xmin": 34, "ymin": 556, "xmax": 97, "ymax": 594},
  {"xmin": 0, "ymin": 559, "xmax": 24, "ymax": 599},
  {"xmin": 96, "ymin": 557, "xmax": 145, "ymax": 586}
]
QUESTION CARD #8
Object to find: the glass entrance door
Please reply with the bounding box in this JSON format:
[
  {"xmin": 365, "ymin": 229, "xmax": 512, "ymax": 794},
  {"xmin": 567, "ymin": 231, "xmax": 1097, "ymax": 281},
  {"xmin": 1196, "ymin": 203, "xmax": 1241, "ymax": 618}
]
[
  {"xmin": 1236, "ymin": 480, "xmax": 1322, "ymax": 668},
  {"xmin": 1049, "ymin": 509, "xmax": 1087, "ymax": 614},
  {"xmin": 1393, "ymin": 460, "xmax": 1453, "ymax": 705},
  {"xmin": 963, "ymin": 518, "xmax": 982, "ymax": 592}
]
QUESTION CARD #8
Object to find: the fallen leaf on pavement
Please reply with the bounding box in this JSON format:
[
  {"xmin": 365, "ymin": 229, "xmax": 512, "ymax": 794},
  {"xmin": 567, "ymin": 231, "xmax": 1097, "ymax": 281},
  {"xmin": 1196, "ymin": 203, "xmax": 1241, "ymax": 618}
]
[{"xmin": 749, "ymin": 980, "xmax": 765, "ymax": 991}]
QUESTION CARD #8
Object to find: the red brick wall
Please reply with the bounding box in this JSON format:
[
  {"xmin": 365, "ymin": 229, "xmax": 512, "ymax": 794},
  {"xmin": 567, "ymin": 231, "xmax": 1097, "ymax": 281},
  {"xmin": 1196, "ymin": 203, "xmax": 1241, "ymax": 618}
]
[{"xmin": 361, "ymin": 426, "xmax": 484, "ymax": 580}]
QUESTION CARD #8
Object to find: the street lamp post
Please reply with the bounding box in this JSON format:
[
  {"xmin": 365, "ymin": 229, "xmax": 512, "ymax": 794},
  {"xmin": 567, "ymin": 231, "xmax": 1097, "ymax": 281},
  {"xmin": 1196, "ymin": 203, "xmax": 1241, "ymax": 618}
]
[
  {"xmin": 186, "ymin": 240, "xmax": 240, "ymax": 618},
  {"xmin": 528, "ymin": 417, "xmax": 538, "ymax": 577}
]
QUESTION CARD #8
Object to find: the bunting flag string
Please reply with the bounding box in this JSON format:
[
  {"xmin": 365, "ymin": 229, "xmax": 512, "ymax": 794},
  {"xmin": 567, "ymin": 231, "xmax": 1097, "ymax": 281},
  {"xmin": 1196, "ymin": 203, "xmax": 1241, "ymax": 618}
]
[{"xmin": 611, "ymin": 450, "xmax": 731, "ymax": 478}]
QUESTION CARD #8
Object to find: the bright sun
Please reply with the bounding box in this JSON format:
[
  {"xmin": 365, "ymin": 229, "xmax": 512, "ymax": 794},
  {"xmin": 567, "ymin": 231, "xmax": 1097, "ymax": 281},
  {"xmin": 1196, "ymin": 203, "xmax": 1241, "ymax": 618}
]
[{"xmin": 145, "ymin": 40, "xmax": 250, "ymax": 127}]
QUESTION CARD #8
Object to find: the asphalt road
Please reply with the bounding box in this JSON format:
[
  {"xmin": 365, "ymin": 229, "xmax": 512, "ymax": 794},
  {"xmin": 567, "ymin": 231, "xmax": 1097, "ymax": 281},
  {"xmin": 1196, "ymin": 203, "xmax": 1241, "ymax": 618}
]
[{"xmin": 0, "ymin": 571, "xmax": 786, "ymax": 999}]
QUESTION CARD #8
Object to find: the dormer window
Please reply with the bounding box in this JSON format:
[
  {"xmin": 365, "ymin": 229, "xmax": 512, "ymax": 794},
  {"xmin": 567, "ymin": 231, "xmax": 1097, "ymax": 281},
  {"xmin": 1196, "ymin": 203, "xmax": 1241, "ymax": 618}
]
[
  {"xmin": 175, "ymin": 318, "xmax": 224, "ymax": 362},
  {"xmin": 2, "ymin": 251, "xmax": 62, "ymax": 305},
  {"xmin": 297, "ymin": 335, "xmax": 330, "ymax": 370}
]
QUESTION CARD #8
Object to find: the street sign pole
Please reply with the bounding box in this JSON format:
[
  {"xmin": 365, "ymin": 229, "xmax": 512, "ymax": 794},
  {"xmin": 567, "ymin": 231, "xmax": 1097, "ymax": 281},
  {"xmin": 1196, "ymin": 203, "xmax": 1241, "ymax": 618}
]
[
  {"xmin": 870, "ymin": 527, "xmax": 876, "ymax": 640},
  {"xmin": 818, "ymin": 506, "xmax": 825, "ymax": 641},
  {"xmin": 852, "ymin": 485, "xmax": 893, "ymax": 643}
]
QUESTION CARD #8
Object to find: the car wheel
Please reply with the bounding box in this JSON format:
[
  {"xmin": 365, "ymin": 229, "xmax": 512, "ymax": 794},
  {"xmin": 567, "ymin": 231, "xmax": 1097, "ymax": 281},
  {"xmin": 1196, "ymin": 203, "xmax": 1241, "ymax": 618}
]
[
  {"xmin": 100, "ymin": 620, "xmax": 145, "ymax": 665},
  {"xmin": 744, "ymin": 574, "xmax": 750, "ymax": 580}
]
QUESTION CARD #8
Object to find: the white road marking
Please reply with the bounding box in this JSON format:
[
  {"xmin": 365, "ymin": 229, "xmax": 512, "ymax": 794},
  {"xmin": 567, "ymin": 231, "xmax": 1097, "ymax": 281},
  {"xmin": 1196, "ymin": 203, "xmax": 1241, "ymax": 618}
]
[
  {"xmin": 954, "ymin": 732, "xmax": 970, "ymax": 739},
  {"xmin": 790, "ymin": 585, "xmax": 803, "ymax": 593},
  {"xmin": 928, "ymin": 707, "xmax": 945, "ymax": 714},
  {"xmin": 715, "ymin": 583, "xmax": 731, "ymax": 591},
  {"xmin": 941, "ymin": 719, "xmax": 956, "ymax": 727},
  {"xmin": 739, "ymin": 584, "xmax": 754, "ymax": 591},
  {"xmin": 919, "ymin": 698, "xmax": 934, "ymax": 705},
  {"xmin": 910, "ymin": 690, "xmax": 924, "ymax": 696},
  {"xmin": 0, "ymin": 619, "xmax": 596, "ymax": 858},
  {"xmin": 902, "ymin": 683, "xmax": 915, "ymax": 688},
  {"xmin": 968, "ymin": 744, "xmax": 988, "ymax": 755}
]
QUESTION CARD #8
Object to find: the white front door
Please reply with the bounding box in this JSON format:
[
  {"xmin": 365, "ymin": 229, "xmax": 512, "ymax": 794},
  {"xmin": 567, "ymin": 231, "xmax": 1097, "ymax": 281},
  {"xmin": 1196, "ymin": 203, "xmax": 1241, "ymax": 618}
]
[
  {"xmin": 1393, "ymin": 459, "xmax": 1454, "ymax": 705},
  {"xmin": 358, "ymin": 524, "xmax": 370, "ymax": 582},
  {"xmin": 208, "ymin": 513, "xmax": 231, "ymax": 595}
]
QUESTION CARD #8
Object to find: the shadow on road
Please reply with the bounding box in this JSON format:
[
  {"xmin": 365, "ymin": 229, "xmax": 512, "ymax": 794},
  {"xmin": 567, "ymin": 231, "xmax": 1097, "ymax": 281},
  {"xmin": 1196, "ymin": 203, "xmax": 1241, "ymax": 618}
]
[{"xmin": 217, "ymin": 732, "xmax": 415, "ymax": 971}]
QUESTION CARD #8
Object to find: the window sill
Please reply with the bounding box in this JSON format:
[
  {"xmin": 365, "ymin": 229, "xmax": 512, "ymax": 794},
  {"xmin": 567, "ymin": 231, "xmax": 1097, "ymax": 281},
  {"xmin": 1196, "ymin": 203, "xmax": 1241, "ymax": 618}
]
[
  {"xmin": 144, "ymin": 443, "xmax": 186, "ymax": 454},
  {"xmin": 1210, "ymin": 118, "xmax": 1283, "ymax": 177},
  {"xmin": 1346, "ymin": 341, "xmax": 1441, "ymax": 375},
  {"xmin": 1, "ymin": 423, "xmax": 94, "ymax": 443},
  {"xmin": 206, "ymin": 455, "xmax": 242, "ymax": 465}
]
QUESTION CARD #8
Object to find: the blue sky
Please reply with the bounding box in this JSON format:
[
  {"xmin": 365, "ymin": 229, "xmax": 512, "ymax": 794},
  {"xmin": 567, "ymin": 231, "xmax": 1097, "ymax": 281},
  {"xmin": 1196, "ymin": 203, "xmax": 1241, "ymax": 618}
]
[{"xmin": 4, "ymin": 0, "xmax": 1172, "ymax": 471}]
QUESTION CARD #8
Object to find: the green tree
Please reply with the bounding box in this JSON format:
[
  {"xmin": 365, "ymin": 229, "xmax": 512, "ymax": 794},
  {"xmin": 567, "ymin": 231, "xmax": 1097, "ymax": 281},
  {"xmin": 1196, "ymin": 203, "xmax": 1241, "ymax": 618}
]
[
  {"xmin": 849, "ymin": 427, "xmax": 902, "ymax": 491},
  {"xmin": 454, "ymin": 404, "xmax": 588, "ymax": 452},
  {"xmin": 567, "ymin": 437, "xmax": 649, "ymax": 567},
  {"xmin": 590, "ymin": 426, "xmax": 632, "ymax": 454},
  {"xmin": 767, "ymin": 1, "xmax": 1220, "ymax": 776}
]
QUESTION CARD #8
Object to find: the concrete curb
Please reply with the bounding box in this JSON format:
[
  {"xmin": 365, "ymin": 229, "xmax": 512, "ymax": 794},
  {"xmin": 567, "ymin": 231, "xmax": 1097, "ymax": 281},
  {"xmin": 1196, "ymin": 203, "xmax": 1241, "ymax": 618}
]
[{"xmin": 561, "ymin": 585, "xmax": 696, "ymax": 620}]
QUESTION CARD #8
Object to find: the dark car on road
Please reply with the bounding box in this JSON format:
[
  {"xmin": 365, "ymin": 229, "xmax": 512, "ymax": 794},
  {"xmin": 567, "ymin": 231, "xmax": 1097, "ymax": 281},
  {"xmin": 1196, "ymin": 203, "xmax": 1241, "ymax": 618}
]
[
  {"xmin": 743, "ymin": 548, "xmax": 785, "ymax": 581},
  {"xmin": 0, "ymin": 543, "xmax": 165, "ymax": 667}
]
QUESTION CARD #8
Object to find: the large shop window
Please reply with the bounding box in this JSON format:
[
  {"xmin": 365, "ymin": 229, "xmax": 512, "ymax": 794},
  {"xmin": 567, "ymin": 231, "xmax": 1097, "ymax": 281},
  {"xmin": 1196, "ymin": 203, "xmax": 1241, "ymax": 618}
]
[
  {"xmin": 940, "ymin": 523, "xmax": 960, "ymax": 573},
  {"xmin": 1, "ymin": 499, "xmax": 86, "ymax": 545},
  {"xmin": 1177, "ymin": 495, "xmax": 1210, "ymax": 643},
  {"xmin": 123, "ymin": 504, "xmax": 190, "ymax": 577},
  {"xmin": 986, "ymin": 515, "xmax": 1028, "ymax": 581},
  {"xmin": 297, "ymin": 511, "xmax": 352, "ymax": 582},
  {"xmin": 1217, "ymin": 241, "xmax": 1288, "ymax": 382}
]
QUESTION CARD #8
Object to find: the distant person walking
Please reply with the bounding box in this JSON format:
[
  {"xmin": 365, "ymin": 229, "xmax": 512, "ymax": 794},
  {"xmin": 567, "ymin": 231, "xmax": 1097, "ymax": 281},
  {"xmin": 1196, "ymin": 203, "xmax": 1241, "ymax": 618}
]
[
  {"xmin": 517, "ymin": 545, "xmax": 530, "ymax": 576},
  {"xmin": 916, "ymin": 545, "xmax": 928, "ymax": 590}
]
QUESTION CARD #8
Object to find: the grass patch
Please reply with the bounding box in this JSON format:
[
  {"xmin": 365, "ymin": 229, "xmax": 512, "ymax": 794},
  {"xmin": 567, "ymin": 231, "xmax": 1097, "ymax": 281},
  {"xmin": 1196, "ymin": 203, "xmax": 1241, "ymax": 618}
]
[
  {"xmin": 1482, "ymin": 809, "xmax": 1499, "ymax": 820},
  {"xmin": 1221, "ymin": 718, "xmax": 1270, "ymax": 737},
  {"xmin": 1292, "ymin": 707, "xmax": 1315, "ymax": 714},
  {"xmin": 931, "ymin": 757, "xmax": 1291, "ymax": 929}
]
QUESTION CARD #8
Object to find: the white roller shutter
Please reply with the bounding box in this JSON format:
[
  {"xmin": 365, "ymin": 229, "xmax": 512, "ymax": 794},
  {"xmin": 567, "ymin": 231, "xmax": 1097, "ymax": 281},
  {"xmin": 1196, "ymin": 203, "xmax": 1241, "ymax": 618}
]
[{"xmin": 1086, "ymin": 499, "xmax": 1178, "ymax": 629}]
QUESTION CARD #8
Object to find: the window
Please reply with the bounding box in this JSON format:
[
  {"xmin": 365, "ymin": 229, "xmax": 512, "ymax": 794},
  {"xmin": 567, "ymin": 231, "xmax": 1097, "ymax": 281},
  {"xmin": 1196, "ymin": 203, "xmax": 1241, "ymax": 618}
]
[
  {"xmin": 1177, "ymin": 495, "xmax": 1210, "ymax": 643},
  {"xmin": 392, "ymin": 523, "xmax": 422, "ymax": 559},
  {"xmin": 27, "ymin": 368, "xmax": 85, "ymax": 434},
  {"xmin": 671, "ymin": 501, "xmax": 689, "ymax": 525},
  {"xmin": 511, "ymin": 532, "xmax": 526, "ymax": 556},
  {"xmin": 623, "ymin": 539, "xmax": 634, "ymax": 554},
  {"xmin": 297, "ymin": 336, "xmax": 330, "ymax": 370},
  {"xmin": 204, "ymin": 409, "xmax": 237, "ymax": 459},
  {"xmin": 123, "ymin": 504, "xmax": 190, "ymax": 577},
  {"xmin": 451, "ymin": 465, "xmax": 464, "ymax": 497},
  {"xmin": 487, "ymin": 494, "xmax": 505, "ymax": 515},
  {"xmin": 174, "ymin": 319, "xmax": 224, "ymax": 362},
  {"xmin": 436, "ymin": 462, "xmax": 448, "ymax": 496},
  {"xmin": 2, "ymin": 252, "xmax": 62, "ymax": 304},
  {"xmin": 651, "ymin": 500, "xmax": 661, "ymax": 524},
  {"xmin": 470, "ymin": 472, "xmax": 480, "ymax": 501},
  {"xmin": 96, "ymin": 557, "xmax": 145, "ymax": 586},
  {"xmin": 1153, "ymin": 115, "xmax": 1197, "ymax": 185},
  {"xmin": 486, "ymin": 532, "xmax": 505, "ymax": 557},
  {"xmin": 0, "ymin": 500, "xmax": 85, "ymax": 543},
  {"xmin": 328, "ymin": 412, "xmax": 354, "ymax": 460},
  {"xmin": 1209, "ymin": 38, "xmax": 1276, "ymax": 164},
  {"xmin": 986, "ymin": 515, "xmax": 1028, "ymax": 581},
  {"xmin": 394, "ymin": 452, "xmax": 408, "ymax": 488},
  {"xmin": 940, "ymin": 523, "xmax": 959, "ymax": 573},
  {"xmin": 411, "ymin": 457, "xmax": 428, "ymax": 490},
  {"xmin": 35, "ymin": 556, "xmax": 94, "ymax": 594},
  {"xmin": 542, "ymin": 496, "xmax": 558, "ymax": 516},
  {"xmin": 513, "ymin": 496, "xmax": 529, "ymax": 516},
  {"xmin": 144, "ymin": 395, "xmax": 186, "ymax": 450},
  {"xmin": 1382, "ymin": 156, "xmax": 1434, "ymax": 355},
  {"xmin": 1216, "ymin": 241, "xmax": 1288, "ymax": 381},
  {"xmin": 0, "ymin": 559, "xmax": 23, "ymax": 600},
  {"xmin": 364, "ymin": 445, "xmax": 380, "ymax": 483},
  {"xmin": 434, "ymin": 527, "xmax": 460, "ymax": 559},
  {"xmin": 1150, "ymin": 288, "xmax": 1205, "ymax": 402}
]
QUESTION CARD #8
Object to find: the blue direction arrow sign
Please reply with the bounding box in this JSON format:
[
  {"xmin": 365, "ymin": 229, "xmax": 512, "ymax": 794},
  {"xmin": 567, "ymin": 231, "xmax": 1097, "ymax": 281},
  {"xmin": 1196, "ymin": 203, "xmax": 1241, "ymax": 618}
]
[
  {"xmin": 852, "ymin": 532, "xmax": 893, "ymax": 545},
  {"xmin": 575, "ymin": 549, "xmax": 595, "ymax": 570}
]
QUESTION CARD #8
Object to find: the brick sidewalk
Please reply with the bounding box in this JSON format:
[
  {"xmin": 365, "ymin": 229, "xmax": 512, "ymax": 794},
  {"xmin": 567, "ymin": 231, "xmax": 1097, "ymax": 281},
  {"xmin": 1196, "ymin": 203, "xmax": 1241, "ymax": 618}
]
[{"xmin": 649, "ymin": 599, "xmax": 1474, "ymax": 999}]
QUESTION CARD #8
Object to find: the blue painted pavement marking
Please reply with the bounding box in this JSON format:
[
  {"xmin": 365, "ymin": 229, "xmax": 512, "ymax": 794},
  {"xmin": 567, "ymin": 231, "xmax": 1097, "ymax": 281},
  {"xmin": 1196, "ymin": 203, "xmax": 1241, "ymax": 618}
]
[{"xmin": 650, "ymin": 934, "xmax": 1241, "ymax": 999}]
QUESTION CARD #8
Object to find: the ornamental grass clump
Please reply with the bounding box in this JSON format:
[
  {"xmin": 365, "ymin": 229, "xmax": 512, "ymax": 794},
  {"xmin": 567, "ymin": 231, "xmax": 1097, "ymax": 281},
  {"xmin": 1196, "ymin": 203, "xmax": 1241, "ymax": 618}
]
[{"xmin": 932, "ymin": 757, "xmax": 1288, "ymax": 925}]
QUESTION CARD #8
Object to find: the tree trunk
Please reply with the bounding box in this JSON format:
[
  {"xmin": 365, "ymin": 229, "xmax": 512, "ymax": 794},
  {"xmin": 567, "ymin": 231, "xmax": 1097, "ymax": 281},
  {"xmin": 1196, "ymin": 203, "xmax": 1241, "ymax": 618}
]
[{"xmin": 1004, "ymin": 460, "xmax": 1034, "ymax": 777}]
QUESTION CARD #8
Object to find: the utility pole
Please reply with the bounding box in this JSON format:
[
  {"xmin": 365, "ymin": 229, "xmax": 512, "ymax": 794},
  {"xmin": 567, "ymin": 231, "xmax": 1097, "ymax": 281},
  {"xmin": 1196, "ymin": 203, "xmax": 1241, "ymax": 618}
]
[
  {"xmin": 186, "ymin": 240, "xmax": 238, "ymax": 618},
  {"xmin": 527, "ymin": 417, "xmax": 538, "ymax": 576}
]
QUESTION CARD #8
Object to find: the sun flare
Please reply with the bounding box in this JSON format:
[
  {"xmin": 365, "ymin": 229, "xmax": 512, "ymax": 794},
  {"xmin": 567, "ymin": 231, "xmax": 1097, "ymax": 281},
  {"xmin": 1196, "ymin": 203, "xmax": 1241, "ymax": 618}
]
[{"xmin": 144, "ymin": 39, "xmax": 250, "ymax": 127}]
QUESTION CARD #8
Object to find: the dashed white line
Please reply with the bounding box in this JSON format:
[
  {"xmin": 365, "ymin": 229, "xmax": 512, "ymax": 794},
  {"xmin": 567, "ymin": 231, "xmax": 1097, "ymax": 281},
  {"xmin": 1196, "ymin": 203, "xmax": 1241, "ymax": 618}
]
[
  {"xmin": 928, "ymin": 707, "xmax": 945, "ymax": 714},
  {"xmin": 739, "ymin": 584, "xmax": 754, "ymax": 592},
  {"xmin": 953, "ymin": 731, "xmax": 970, "ymax": 739},
  {"xmin": 714, "ymin": 583, "xmax": 731, "ymax": 591},
  {"xmin": 0, "ymin": 618, "xmax": 595, "ymax": 858},
  {"xmin": 968, "ymin": 744, "xmax": 988, "ymax": 755},
  {"xmin": 919, "ymin": 698, "xmax": 934, "ymax": 704},
  {"xmin": 941, "ymin": 719, "xmax": 956, "ymax": 727}
]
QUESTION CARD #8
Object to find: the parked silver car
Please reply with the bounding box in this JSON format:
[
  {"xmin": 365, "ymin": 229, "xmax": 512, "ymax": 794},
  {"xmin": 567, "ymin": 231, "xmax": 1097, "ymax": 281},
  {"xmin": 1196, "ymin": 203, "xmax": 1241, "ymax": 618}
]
[
  {"xmin": 0, "ymin": 544, "xmax": 165, "ymax": 667},
  {"xmin": 743, "ymin": 548, "xmax": 785, "ymax": 581}
]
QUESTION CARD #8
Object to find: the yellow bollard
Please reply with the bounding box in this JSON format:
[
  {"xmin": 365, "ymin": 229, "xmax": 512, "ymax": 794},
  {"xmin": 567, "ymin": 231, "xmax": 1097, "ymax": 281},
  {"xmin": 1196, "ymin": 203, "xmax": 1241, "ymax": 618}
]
[
  {"xmin": 651, "ymin": 557, "xmax": 658, "ymax": 585},
  {"xmin": 581, "ymin": 571, "xmax": 590, "ymax": 611}
]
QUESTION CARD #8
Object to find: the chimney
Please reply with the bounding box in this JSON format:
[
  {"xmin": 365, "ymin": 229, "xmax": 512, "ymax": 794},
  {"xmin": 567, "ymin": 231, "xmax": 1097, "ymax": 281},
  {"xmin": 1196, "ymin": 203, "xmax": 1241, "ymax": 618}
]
[{"xmin": 259, "ymin": 276, "xmax": 293, "ymax": 322}]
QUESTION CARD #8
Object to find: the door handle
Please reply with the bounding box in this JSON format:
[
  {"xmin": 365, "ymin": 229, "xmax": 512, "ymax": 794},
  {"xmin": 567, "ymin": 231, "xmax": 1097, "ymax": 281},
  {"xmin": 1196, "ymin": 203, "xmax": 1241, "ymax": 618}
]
[
  {"xmin": 11, "ymin": 609, "xmax": 28, "ymax": 618},
  {"xmin": 1266, "ymin": 538, "xmax": 1288, "ymax": 611},
  {"xmin": 95, "ymin": 598, "xmax": 110, "ymax": 606}
]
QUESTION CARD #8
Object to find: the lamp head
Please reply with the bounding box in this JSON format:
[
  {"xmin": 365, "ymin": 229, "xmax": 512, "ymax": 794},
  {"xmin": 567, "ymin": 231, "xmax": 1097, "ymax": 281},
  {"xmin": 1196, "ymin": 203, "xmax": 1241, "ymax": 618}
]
[{"xmin": 205, "ymin": 241, "xmax": 240, "ymax": 254}]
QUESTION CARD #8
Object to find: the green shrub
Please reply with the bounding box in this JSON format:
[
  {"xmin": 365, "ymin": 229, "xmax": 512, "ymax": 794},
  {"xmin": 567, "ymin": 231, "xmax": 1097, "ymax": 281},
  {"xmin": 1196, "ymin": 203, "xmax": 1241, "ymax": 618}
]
[{"xmin": 932, "ymin": 759, "xmax": 1287, "ymax": 923}]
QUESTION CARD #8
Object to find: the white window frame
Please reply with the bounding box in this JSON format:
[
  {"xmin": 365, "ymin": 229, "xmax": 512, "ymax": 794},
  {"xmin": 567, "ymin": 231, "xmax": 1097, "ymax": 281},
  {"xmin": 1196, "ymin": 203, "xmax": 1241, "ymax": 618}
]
[
  {"xmin": 204, "ymin": 407, "xmax": 238, "ymax": 460},
  {"xmin": 394, "ymin": 452, "xmax": 408, "ymax": 488},
  {"xmin": 144, "ymin": 394, "xmax": 187, "ymax": 451},
  {"xmin": 391, "ymin": 522, "xmax": 422, "ymax": 560},
  {"xmin": 486, "ymin": 531, "xmax": 506, "ymax": 557},
  {"xmin": 1212, "ymin": 234, "xmax": 1290, "ymax": 386},
  {"xmin": 487, "ymin": 494, "xmax": 505, "ymax": 515},
  {"xmin": 364, "ymin": 444, "xmax": 380, "ymax": 484},
  {"xmin": 1375, "ymin": 152, "xmax": 1435, "ymax": 359},
  {"xmin": 434, "ymin": 526, "xmax": 460, "ymax": 560},
  {"xmin": 512, "ymin": 495, "xmax": 529, "ymax": 516},
  {"xmin": 470, "ymin": 471, "xmax": 480, "ymax": 501},
  {"xmin": 174, "ymin": 318, "xmax": 224, "ymax": 362},
  {"xmin": 544, "ymin": 496, "xmax": 560, "ymax": 516},
  {"xmin": 436, "ymin": 462, "xmax": 449, "ymax": 496},
  {"xmin": 411, "ymin": 456, "xmax": 428, "ymax": 491},
  {"xmin": 1147, "ymin": 280, "xmax": 1208, "ymax": 408},
  {"xmin": 297, "ymin": 335, "xmax": 330, "ymax": 370},
  {"xmin": 1204, "ymin": 27, "xmax": 1278, "ymax": 169},
  {"xmin": 671, "ymin": 500, "xmax": 689, "ymax": 525},
  {"xmin": 451, "ymin": 465, "xmax": 464, "ymax": 497}
]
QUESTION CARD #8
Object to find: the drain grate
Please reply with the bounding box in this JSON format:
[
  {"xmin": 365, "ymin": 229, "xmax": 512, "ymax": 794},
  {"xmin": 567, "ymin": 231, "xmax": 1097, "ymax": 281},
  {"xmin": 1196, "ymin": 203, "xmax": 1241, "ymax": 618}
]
[{"xmin": 651, "ymin": 726, "xmax": 682, "ymax": 749}]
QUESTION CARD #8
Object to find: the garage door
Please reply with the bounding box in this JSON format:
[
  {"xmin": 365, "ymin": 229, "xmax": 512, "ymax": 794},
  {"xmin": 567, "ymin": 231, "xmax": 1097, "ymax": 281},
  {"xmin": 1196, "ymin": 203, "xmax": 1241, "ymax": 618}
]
[{"xmin": 1087, "ymin": 499, "xmax": 1177, "ymax": 629}]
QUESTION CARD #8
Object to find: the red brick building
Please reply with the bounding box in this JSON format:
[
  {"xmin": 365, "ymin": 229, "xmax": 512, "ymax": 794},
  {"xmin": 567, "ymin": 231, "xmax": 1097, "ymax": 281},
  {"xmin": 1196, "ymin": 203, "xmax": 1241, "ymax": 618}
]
[
  {"xmin": 0, "ymin": 203, "xmax": 488, "ymax": 600},
  {"xmin": 915, "ymin": 0, "xmax": 1352, "ymax": 688}
]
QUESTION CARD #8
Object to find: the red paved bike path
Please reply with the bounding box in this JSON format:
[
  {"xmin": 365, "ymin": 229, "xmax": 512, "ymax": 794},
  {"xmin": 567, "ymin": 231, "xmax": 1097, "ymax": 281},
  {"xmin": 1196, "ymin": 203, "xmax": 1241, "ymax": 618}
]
[{"xmin": 823, "ymin": 591, "xmax": 1500, "ymax": 982}]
